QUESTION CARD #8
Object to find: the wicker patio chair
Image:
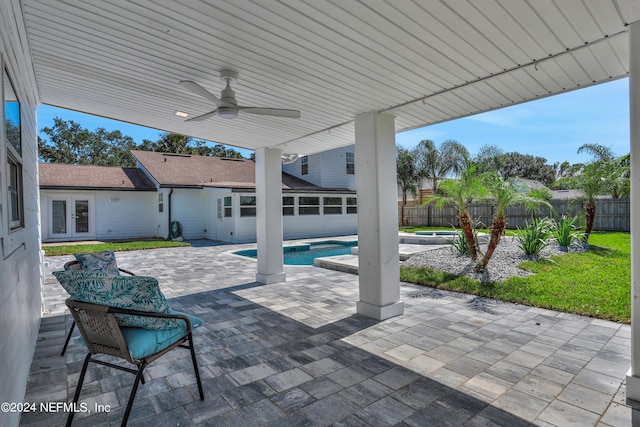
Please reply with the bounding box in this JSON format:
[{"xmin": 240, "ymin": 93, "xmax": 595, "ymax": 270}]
[
  {"xmin": 60, "ymin": 260, "xmax": 136, "ymax": 356},
  {"xmin": 64, "ymin": 298, "xmax": 204, "ymax": 427}
]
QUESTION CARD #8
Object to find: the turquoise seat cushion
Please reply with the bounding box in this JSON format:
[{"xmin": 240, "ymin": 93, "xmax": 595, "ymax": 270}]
[
  {"xmin": 121, "ymin": 312, "xmax": 204, "ymax": 360},
  {"xmin": 74, "ymin": 251, "xmax": 120, "ymax": 275},
  {"xmin": 53, "ymin": 270, "xmax": 178, "ymax": 330}
]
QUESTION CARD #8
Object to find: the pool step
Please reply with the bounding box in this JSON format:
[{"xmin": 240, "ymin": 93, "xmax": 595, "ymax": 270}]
[
  {"xmin": 314, "ymin": 255, "xmax": 359, "ymax": 274},
  {"xmin": 314, "ymin": 244, "xmax": 440, "ymax": 274}
]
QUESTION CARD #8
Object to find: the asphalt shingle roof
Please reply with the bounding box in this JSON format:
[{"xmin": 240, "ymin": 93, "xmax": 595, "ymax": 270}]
[
  {"xmin": 130, "ymin": 150, "xmax": 327, "ymax": 190},
  {"xmin": 39, "ymin": 163, "xmax": 156, "ymax": 191}
]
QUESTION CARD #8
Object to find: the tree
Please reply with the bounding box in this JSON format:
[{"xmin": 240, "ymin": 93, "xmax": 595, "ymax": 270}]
[
  {"xmin": 413, "ymin": 139, "xmax": 469, "ymax": 194},
  {"xmin": 473, "ymin": 144, "xmax": 504, "ymax": 174},
  {"xmin": 425, "ymin": 165, "xmax": 488, "ymax": 260},
  {"xmin": 577, "ymin": 143, "xmax": 630, "ymax": 198},
  {"xmin": 39, "ymin": 118, "xmax": 138, "ymax": 167},
  {"xmin": 397, "ymin": 146, "xmax": 420, "ymax": 226},
  {"xmin": 211, "ymin": 143, "xmax": 244, "ymax": 159},
  {"xmin": 141, "ymin": 132, "xmax": 245, "ymax": 159},
  {"xmin": 553, "ymin": 143, "xmax": 629, "ymax": 243},
  {"xmin": 476, "ymin": 174, "xmax": 551, "ymax": 271},
  {"xmin": 499, "ymin": 152, "xmax": 556, "ymax": 186}
]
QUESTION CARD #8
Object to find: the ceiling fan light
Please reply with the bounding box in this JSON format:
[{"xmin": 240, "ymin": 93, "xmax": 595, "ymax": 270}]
[{"xmin": 218, "ymin": 107, "xmax": 238, "ymax": 119}]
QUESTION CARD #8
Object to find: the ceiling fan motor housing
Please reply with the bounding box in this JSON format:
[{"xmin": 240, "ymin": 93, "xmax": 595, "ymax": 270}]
[{"xmin": 218, "ymin": 106, "xmax": 238, "ymax": 119}]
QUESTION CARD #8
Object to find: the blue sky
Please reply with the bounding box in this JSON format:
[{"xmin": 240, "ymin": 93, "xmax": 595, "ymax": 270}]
[
  {"xmin": 38, "ymin": 77, "xmax": 629, "ymax": 165},
  {"xmin": 396, "ymin": 78, "xmax": 630, "ymax": 165}
]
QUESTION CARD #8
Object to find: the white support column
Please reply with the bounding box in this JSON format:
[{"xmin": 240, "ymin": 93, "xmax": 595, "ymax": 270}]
[
  {"xmin": 627, "ymin": 22, "xmax": 640, "ymax": 409},
  {"xmin": 354, "ymin": 112, "xmax": 404, "ymax": 320},
  {"xmin": 255, "ymin": 147, "xmax": 286, "ymax": 284}
]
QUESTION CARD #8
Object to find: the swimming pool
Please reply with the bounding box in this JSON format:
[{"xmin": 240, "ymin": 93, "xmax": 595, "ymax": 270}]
[{"xmin": 234, "ymin": 240, "xmax": 357, "ymax": 265}]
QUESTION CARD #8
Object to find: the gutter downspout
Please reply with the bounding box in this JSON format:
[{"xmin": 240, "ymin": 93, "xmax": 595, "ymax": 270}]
[{"xmin": 167, "ymin": 188, "xmax": 173, "ymax": 240}]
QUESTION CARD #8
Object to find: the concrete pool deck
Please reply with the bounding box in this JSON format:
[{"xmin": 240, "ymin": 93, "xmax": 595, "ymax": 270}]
[{"xmin": 22, "ymin": 238, "xmax": 632, "ymax": 426}]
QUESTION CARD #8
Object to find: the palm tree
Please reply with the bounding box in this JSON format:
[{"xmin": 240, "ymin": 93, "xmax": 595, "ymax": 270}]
[
  {"xmin": 425, "ymin": 165, "xmax": 487, "ymax": 260},
  {"xmin": 577, "ymin": 143, "xmax": 630, "ymax": 198},
  {"xmin": 554, "ymin": 143, "xmax": 629, "ymax": 242},
  {"xmin": 414, "ymin": 139, "xmax": 469, "ymax": 194},
  {"xmin": 476, "ymin": 175, "xmax": 551, "ymax": 271},
  {"xmin": 555, "ymin": 162, "xmax": 607, "ymax": 243},
  {"xmin": 397, "ymin": 146, "xmax": 420, "ymax": 226}
]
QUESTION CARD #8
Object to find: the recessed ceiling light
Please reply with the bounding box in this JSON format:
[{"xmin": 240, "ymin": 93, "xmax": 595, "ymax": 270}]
[{"xmin": 174, "ymin": 111, "xmax": 189, "ymax": 118}]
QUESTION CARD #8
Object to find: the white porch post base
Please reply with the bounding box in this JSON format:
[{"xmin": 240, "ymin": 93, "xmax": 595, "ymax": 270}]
[
  {"xmin": 356, "ymin": 300, "xmax": 405, "ymax": 321},
  {"xmin": 627, "ymin": 370, "xmax": 640, "ymax": 402},
  {"xmin": 256, "ymin": 272, "xmax": 286, "ymax": 285}
]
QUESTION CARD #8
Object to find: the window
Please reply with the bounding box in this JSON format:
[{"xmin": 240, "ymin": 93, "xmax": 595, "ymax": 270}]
[
  {"xmin": 298, "ymin": 196, "xmax": 319, "ymax": 215},
  {"xmin": 301, "ymin": 155, "xmax": 308, "ymax": 175},
  {"xmin": 347, "ymin": 197, "xmax": 357, "ymax": 214},
  {"xmin": 240, "ymin": 195, "xmax": 256, "ymax": 217},
  {"xmin": 283, "ymin": 196, "xmax": 295, "ymax": 216},
  {"xmin": 323, "ymin": 197, "xmax": 342, "ymax": 215},
  {"xmin": 346, "ymin": 152, "xmax": 354, "ymax": 175},
  {"xmin": 5, "ymin": 67, "xmax": 22, "ymax": 229},
  {"xmin": 158, "ymin": 193, "xmax": 164, "ymax": 213},
  {"xmin": 224, "ymin": 196, "xmax": 232, "ymax": 217}
]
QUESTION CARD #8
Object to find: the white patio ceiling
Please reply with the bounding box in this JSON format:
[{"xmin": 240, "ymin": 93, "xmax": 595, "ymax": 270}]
[{"xmin": 19, "ymin": 0, "xmax": 640, "ymax": 156}]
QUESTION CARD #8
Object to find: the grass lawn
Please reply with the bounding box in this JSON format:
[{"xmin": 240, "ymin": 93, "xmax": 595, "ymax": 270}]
[
  {"xmin": 400, "ymin": 231, "xmax": 631, "ymax": 323},
  {"xmin": 43, "ymin": 240, "xmax": 191, "ymax": 257}
]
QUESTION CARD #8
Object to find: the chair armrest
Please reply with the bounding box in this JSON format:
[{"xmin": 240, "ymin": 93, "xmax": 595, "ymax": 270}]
[
  {"xmin": 117, "ymin": 268, "xmax": 136, "ymax": 276},
  {"xmin": 106, "ymin": 306, "xmax": 193, "ymax": 332}
]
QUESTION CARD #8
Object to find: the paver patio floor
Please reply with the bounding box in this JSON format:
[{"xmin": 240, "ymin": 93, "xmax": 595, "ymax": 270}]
[{"xmin": 21, "ymin": 240, "xmax": 632, "ymax": 426}]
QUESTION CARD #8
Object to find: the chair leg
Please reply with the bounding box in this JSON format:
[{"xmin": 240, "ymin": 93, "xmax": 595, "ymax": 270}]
[
  {"xmin": 66, "ymin": 353, "xmax": 91, "ymax": 427},
  {"xmin": 61, "ymin": 320, "xmax": 76, "ymax": 356},
  {"xmin": 121, "ymin": 361, "xmax": 147, "ymax": 427},
  {"xmin": 187, "ymin": 332, "xmax": 204, "ymax": 400}
]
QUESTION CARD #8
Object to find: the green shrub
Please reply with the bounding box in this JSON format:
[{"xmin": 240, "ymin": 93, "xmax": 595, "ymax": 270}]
[
  {"xmin": 448, "ymin": 229, "xmax": 470, "ymax": 255},
  {"xmin": 517, "ymin": 217, "xmax": 553, "ymax": 256},
  {"xmin": 553, "ymin": 215, "xmax": 584, "ymax": 248}
]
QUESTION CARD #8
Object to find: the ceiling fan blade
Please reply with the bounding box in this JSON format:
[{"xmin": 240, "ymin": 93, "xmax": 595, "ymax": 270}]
[
  {"xmin": 240, "ymin": 107, "xmax": 301, "ymax": 119},
  {"xmin": 179, "ymin": 80, "xmax": 222, "ymax": 106},
  {"xmin": 185, "ymin": 109, "xmax": 218, "ymax": 122}
]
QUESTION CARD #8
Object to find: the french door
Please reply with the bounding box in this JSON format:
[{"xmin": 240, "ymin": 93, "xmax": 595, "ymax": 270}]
[{"xmin": 49, "ymin": 196, "xmax": 94, "ymax": 240}]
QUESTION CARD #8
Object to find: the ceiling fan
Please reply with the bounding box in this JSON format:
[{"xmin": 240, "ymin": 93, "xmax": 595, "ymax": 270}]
[{"xmin": 179, "ymin": 70, "xmax": 301, "ymax": 121}]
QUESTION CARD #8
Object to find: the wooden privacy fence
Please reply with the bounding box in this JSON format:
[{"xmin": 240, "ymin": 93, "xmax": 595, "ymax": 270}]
[{"xmin": 399, "ymin": 198, "xmax": 630, "ymax": 231}]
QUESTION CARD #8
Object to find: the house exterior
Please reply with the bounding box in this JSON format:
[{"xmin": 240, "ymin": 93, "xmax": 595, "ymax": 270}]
[
  {"xmin": 39, "ymin": 163, "xmax": 158, "ymax": 242},
  {"xmin": 3, "ymin": 3, "xmax": 640, "ymax": 424},
  {"xmin": 131, "ymin": 150, "xmax": 358, "ymax": 243},
  {"xmin": 39, "ymin": 151, "xmax": 359, "ymax": 244},
  {"xmin": 283, "ymin": 145, "xmax": 357, "ymax": 191}
]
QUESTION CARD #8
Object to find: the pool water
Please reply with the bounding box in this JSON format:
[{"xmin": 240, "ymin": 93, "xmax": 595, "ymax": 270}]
[{"xmin": 234, "ymin": 240, "xmax": 357, "ymax": 265}]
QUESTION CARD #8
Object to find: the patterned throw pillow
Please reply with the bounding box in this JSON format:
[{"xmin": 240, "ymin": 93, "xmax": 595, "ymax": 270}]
[
  {"xmin": 53, "ymin": 270, "xmax": 179, "ymax": 330},
  {"xmin": 74, "ymin": 251, "xmax": 120, "ymax": 275}
]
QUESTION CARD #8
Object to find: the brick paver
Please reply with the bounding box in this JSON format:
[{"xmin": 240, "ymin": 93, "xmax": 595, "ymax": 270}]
[{"xmin": 21, "ymin": 239, "xmax": 633, "ymax": 426}]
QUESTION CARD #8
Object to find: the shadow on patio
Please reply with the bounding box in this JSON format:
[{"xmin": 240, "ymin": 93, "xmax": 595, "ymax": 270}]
[{"xmin": 22, "ymin": 242, "xmax": 631, "ymax": 426}]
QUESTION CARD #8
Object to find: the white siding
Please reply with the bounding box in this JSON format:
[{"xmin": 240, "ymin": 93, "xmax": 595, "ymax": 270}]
[
  {"xmin": 40, "ymin": 190, "xmax": 159, "ymax": 242},
  {"xmin": 218, "ymin": 192, "xmax": 358, "ymax": 243},
  {"xmin": 204, "ymin": 189, "xmax": 218, "ymax": 241},
  {"xmin": 170, "ymin": 188, "xmax": 206, "ymax": 240},
  {"xmin": 282, "ymin": 145, "xmax": 357, "ymax": 191},
  {"xmin": 0, "ymin": 2, "xmax": 43, "ymax": 424},
  {"xmin": 156, "ymin": 188, "xmax": 170, "ymax": 239},
  {"xmin": 282, "ymin": 153, "xmax": 323, "ymax": 187},
  {"xmin": 203, "ymin": 188, "xmax": 236, "ymax": 242},
  {"xmin": 283, "ymin": 193, "xmax": 357, "ymax": 239},
  {"xmin": 95, "ymin": 192, "xmax": 159, "ymax": 240},
  {"xmin": 319, "ymin": 146, "xmax": 356, "ymax": 191}
]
